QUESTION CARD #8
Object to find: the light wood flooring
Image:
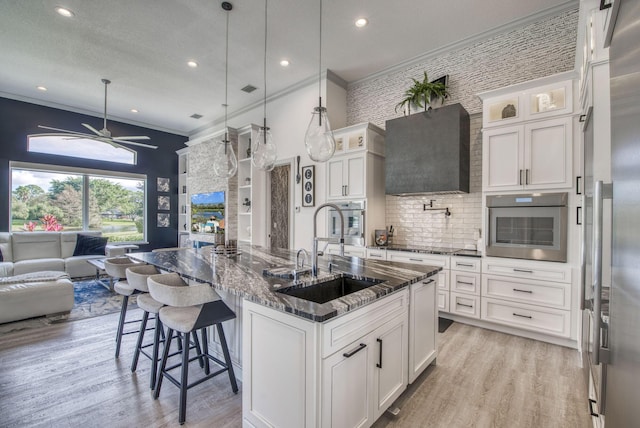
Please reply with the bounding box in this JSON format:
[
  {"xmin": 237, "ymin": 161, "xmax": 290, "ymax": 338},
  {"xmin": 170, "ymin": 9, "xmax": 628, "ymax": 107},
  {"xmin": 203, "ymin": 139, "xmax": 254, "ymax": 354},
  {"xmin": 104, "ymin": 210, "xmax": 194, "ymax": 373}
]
[{"xmin": 0, "ymin": 310, "xmax": 589, "ymax": 428}]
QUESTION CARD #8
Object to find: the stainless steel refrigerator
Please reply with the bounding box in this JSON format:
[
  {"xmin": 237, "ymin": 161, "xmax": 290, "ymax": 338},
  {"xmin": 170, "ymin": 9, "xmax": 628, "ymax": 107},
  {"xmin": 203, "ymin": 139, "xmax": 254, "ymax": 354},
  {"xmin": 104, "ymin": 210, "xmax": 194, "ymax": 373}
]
[{"xmin": 582, "ymin": 0, "xmax": 640, "ymax": 426}]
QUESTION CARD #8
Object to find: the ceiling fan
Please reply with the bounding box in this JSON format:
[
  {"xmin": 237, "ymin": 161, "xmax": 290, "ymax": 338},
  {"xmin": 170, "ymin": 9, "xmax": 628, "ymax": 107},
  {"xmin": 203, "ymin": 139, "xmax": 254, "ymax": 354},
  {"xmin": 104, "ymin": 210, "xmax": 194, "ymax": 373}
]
[{"xmin": 38, "ymin": 78, "xmax": 157, "ymax": 149}]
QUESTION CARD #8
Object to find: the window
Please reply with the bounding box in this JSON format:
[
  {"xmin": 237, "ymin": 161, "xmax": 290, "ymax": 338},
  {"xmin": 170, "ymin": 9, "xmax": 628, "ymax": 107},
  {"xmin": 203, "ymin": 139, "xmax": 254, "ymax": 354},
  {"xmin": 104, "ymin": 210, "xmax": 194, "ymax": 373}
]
[
  {"xmin": 10, "ymin": 163, "xmax": 146, "ymax": 243},
  {"xmin": 28, "ymin": 135, "xmax": 137, "ymax": 165}
]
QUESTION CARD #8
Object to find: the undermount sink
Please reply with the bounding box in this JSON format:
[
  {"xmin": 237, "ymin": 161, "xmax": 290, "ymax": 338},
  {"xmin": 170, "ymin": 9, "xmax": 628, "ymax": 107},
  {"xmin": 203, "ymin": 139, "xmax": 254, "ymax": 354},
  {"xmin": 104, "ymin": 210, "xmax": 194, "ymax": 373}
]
[{"xmin": 276, "ymin": 274, "xmax": 383, "ymax": 304}]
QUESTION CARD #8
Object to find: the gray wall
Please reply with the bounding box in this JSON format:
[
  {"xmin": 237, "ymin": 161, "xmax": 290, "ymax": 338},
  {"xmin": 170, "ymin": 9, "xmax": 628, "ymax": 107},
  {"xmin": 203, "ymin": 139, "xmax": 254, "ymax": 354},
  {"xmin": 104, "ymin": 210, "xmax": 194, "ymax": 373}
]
[{"xmin": 346, "ymin": 8, "xmax": 579, "ymax": 249}]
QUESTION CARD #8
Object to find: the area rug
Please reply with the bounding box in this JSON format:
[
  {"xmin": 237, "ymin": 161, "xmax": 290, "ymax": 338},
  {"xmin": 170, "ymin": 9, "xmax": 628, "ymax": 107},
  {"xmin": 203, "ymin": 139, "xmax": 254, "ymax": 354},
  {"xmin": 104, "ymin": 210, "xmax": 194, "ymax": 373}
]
[
  {"xmin": 438, "ymin": 317, "xmax": 454, "ymax": 333},
  {"xmin": 0, "ymin": 279, "xmax": 138, "ymax": 335}
]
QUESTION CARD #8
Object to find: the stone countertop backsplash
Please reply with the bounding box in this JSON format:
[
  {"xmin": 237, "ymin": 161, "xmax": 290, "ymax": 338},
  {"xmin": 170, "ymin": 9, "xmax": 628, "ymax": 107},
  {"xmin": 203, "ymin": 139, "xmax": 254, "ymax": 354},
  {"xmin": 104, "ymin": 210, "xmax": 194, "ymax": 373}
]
[
  {"xmin": 129, "ymin": 245, "xmax": 440, "ymax": 322},
  {"xmin": 367, "ymin": 244, "xmax": 482, "ymax": 258}
]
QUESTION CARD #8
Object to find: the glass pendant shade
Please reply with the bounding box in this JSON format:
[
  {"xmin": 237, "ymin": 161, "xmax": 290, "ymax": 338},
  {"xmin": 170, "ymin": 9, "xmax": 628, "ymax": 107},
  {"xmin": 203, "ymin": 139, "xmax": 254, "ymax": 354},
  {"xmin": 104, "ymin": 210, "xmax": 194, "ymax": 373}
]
[
  {"xmin": 212, "ymin": 138, "xmax": 238, "ymax": 179},
  {"xmin": 251, "ymin": 127, "xmax": 277, "ymax": 171},
  {"xmin": 304, "ymin": 106, "xmax": 336, "ymax": 162}
]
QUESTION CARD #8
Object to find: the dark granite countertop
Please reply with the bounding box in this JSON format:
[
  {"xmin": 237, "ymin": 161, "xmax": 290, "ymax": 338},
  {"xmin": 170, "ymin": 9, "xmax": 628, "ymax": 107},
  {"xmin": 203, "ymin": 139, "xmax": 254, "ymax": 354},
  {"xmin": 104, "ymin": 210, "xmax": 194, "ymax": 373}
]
[
  {"xmin": 129, "ymin": 245, "xmax": 440, "ymax": 323},
  {"xmin": 367, "ymin": 245, "xmax": 482, "ymax": 257}
]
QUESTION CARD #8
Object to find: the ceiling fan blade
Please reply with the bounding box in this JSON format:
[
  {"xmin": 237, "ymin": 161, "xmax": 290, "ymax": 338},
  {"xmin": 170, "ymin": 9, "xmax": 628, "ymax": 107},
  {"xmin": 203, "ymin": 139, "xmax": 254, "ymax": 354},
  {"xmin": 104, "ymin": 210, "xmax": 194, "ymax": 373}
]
[
  {"xmin": 111, "ymin": 138, "xmax": 158, "ymax": 149},
  {"xmin": 82, "ymin": 123, "xmax": 103, "ymax": 136},
  {"xmin": 115, "ymin": 135, "xmax": 150, "ymax": 140},
  {"xmin": 37, "ymin": 125, "xmax": 93, "ymax": 136}
]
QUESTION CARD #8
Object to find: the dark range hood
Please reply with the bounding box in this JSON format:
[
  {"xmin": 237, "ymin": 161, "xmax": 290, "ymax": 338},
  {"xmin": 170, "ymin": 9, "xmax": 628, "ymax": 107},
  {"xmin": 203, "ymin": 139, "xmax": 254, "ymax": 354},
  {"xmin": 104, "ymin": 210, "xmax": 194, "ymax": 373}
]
[{"xmin": 385, "ymin": 103, "xmax": 470, "ymax": 195}]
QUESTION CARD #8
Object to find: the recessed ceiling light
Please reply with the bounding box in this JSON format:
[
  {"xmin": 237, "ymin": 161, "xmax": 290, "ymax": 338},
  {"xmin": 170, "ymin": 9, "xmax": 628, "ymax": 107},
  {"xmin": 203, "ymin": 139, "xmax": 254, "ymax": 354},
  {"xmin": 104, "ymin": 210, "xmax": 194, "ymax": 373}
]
[
  {"xmin": 130, "ymin": 109, "xmax": 138, "ymax": 113},
  {"xmin": 355, "ymin": 18, "xmax": 368, "ymax": 28},
  {"xmin": 280, "ymin": 59, "xmax": 290, "ymax": 67},
  {"xmin": 55, "ymin": 7, "xmax": 75, "ymax": 18},
  {"xmin": 187, "ymin": 60, "xmax": 198, "ymax": 68},
  {"xmin": 36, "ymin": 86, "xmax": 47, "ymax": 91}
]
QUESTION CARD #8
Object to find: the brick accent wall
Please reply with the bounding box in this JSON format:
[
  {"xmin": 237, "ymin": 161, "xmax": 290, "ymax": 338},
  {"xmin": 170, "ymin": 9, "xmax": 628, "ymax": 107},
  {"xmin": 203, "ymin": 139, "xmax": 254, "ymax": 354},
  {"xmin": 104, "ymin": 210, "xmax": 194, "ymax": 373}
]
[{"xmin": 347, "ymin": 8, "xmax": 578, "ymax": 249}]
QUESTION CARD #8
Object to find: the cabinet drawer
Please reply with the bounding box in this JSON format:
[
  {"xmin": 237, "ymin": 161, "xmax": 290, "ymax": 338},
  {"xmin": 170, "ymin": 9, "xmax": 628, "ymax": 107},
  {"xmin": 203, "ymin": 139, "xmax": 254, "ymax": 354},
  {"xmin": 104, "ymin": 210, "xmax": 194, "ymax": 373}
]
[
  {"xmin": 449, "ymin": 292, "xmax": 480, "ymax": 319},
  {"xmin": 481, "ymin": 297, "xmax": 571, "ymax": 338},
  {"xmin": 451, "ymin": 257, "xmax": 481, "ymax": 273},
  {"xmin": 366, "ymin": 249, "xmax": 387, "ymax": 260},
  {"xmin": 482, "ymin": 274, "xmax": 570, "ymax": 310},
  {"xmin": 327, "ymin": 244, "xmax": 366, "ymax": 258},
  {"xmin": 322, "ymin": 289, "xmax": 408, "ymax": 358},
  {"xmin": 387, "ymin": 251, "xmax": 450, "ymax": 269},
  {"xmin": 482, "ymin": 258, "xmax": 571, "ymax": 283},
  {"xmin": 450, "ymin": 271, "xmax": 480, "ymax": 295},
  {"xmin": 437, "ymin": 291, "xmax": 449, "ymax": 313}
]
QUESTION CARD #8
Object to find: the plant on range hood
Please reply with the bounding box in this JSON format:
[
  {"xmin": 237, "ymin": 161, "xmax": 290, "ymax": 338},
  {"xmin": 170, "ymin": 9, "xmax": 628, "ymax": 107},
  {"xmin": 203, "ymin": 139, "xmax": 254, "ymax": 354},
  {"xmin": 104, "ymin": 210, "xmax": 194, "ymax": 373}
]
[{"xmin": 395, "ymin": 71, "xmax": 449, "ymax": 115}]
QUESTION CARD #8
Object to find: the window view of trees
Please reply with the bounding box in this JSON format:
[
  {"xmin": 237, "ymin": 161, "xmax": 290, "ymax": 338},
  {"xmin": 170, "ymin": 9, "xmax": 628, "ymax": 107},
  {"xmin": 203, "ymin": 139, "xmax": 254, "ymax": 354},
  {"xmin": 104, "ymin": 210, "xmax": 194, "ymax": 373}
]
[{"xmin": 11, "ymin": 168, "xmax": 145, "ymax": 243}]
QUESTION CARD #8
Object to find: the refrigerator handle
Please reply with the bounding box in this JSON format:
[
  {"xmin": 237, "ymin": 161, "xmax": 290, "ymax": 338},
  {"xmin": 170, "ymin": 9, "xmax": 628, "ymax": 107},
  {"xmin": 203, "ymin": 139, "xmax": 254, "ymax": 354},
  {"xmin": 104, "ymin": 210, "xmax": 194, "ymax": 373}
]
[{"xmin": 593, "ymin": 181, "xmax": 613, "ymax": 365}]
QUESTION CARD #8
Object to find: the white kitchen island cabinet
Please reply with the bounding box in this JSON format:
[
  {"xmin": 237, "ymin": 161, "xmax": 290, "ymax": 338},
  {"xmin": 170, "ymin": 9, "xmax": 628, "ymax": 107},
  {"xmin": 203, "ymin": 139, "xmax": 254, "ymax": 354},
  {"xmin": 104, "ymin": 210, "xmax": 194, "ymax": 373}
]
[{"xmin": 243, "ymin": 289, "xmax": 416, "ymax": 428}]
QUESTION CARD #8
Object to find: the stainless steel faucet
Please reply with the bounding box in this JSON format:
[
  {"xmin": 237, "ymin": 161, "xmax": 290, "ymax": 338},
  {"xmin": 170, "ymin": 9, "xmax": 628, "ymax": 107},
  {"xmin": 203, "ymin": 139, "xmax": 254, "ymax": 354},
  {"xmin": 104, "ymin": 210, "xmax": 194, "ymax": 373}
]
[
  {"xmin": 296, "ymin": 248, "xmax": 308, "ymax": 269},
  {"xmin": 312, "ymin": 203, "xmax": 345, "ymax": 277}
]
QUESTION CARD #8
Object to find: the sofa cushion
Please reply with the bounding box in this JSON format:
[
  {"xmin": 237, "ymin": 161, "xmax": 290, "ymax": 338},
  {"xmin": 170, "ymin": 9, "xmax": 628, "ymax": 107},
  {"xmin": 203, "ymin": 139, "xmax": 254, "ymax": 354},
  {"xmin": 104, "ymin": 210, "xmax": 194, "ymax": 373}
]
[
  {"xmin": 72, "ymin": 234, "xmax": 108, "ymax": 257},
  {"xmin": 13, "ymin": 259, "xmax": 65, "ymax": 276},
  {"xmin": 0, "ymin": 262, "xmax": 14, "ymax": 277},
  {"xmin": 65, "ymin": 255, "xmax": 104, "ymax": 279},
  {"xmin": 12, "ymin": 232, "xmax": 62, "ymax": 262},
  {"xmin": 61, "ymin": 231, "xmax": 102, "ymax": 258},
  {"xmin": 0, "ymin": 232, "xmax": 12, "ymax": 262}
]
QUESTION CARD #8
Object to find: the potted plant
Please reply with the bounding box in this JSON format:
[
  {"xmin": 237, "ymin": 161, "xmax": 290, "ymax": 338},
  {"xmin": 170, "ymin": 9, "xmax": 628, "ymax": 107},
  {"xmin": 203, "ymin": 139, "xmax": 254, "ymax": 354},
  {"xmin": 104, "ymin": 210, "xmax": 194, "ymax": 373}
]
[{"xmin": 395, "ymin": 72, "xmax": 449, "ymax": 115}]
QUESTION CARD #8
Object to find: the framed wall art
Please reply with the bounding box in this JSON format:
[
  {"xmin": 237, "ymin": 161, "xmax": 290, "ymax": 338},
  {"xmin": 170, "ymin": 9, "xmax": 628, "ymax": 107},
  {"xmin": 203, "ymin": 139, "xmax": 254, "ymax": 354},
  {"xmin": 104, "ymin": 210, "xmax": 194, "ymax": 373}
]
[
  {"xmin": 301, "ymin": 165, "xmax": 315, "ymax": 207},
  {"xmin": 157, "ymin": 195, "xmax": 170, "ymax": 211},
  {"xmin": 157, "ymin": 213, "xmax": 170, "ymax": 228},
  {"xmin": 157, "ymin": 177, "xmax": 170, "ymax": 193}
]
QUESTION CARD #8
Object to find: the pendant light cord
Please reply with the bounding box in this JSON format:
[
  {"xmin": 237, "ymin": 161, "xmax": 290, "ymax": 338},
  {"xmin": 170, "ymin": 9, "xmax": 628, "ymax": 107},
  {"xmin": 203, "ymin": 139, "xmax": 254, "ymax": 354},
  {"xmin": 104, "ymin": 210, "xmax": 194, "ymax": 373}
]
[
  {"xmin": 223, "ymin": 5, "xmax": 230, "ymax": 152},
  {"xmin": 318, "ymin": 0, "xmax": 323, "ymax": 125},
  {"xmin": 263, "ymin": 0, "xmax": 268, "ymax": 132}
]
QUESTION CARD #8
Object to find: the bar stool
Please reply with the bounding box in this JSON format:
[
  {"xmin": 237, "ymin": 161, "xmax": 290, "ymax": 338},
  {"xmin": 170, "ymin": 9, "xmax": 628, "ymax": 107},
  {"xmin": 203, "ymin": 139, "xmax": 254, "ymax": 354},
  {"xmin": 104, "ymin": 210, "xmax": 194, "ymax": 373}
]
[
  {"xmin": 103, "ymin": 257, "xmax": 142, "ymax": 358},
  {"xmin": 148, "ymin": 273, "xmax": 238, "ymax": 425},
  {"xmin": 126, "ymin": 264, "xmax": 163, "ymax": 389}
]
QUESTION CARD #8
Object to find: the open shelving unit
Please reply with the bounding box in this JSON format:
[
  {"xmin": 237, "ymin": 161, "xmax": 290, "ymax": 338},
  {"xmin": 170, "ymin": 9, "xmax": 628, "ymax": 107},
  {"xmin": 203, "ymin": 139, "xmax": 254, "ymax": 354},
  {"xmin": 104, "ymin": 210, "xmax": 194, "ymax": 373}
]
[
  {"xmin": 237, "ymin": 124, "xmax": 266, "ymax": 246},
  {"xmin": 176, "ymin": 147, "xmax": 190, "ymax": 246}
]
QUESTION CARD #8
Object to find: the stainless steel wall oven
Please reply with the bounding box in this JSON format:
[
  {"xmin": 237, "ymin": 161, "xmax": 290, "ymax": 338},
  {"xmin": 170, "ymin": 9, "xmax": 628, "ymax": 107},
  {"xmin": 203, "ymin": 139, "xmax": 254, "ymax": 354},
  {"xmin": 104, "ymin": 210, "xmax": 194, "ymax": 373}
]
[{"xmin": 486, "ymin": 192, "xmax": 568, "ymax": 262}]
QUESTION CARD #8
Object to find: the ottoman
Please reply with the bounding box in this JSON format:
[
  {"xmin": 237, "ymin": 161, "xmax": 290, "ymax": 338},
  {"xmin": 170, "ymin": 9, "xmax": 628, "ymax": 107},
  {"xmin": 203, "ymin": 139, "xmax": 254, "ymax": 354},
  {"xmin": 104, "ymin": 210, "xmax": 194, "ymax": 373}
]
[{"xmin": 0, "ymin": 271, "xmax": 74, "ymax": 324}]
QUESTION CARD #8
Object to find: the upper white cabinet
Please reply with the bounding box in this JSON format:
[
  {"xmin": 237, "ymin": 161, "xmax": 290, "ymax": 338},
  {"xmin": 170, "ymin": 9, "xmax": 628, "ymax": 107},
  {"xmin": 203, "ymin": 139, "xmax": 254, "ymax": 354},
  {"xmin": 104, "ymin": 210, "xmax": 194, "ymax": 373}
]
[
  {"xmin": 479, "ymin": 74, "xmax": 575, "ymax": 192},
  {"xmin": 326, "ymin": 123, "xmax": 385, "ymax": 201}
]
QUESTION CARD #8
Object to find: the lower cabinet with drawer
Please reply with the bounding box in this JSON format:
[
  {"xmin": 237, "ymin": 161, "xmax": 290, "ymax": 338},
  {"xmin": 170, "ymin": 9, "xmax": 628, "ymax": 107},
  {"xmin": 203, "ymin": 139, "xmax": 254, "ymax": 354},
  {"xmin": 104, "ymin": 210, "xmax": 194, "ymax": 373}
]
[
  {"xmin": 480, "ymin": 258, "xmax": 573, "ymax": 339},
  {"xmin": 448, "ymin": 256, "xmax": 482, "ymax": 319}
]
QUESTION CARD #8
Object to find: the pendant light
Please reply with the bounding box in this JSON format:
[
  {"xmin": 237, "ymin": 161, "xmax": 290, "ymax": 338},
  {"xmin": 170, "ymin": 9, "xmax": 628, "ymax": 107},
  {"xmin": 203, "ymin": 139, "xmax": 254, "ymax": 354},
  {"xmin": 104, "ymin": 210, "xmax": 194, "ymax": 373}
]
[
  {"xmin": 251, "ymin": 0, "xmax": 277, "ymax": 172},
  {"xmin": 304, "ymin": 0, "xmax": 336, "ymax": 163},
  {"xmin": 213, "ymin": 1, "xmax": 238, "ymax": 179}
]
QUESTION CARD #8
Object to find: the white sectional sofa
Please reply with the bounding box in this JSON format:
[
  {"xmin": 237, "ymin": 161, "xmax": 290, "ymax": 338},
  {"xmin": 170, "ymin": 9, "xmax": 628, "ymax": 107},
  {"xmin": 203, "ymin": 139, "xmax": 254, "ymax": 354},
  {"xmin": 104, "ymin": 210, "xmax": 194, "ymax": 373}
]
[{"xmin": 0, "ymin": 231, "xmax": 117, "ymax": 279}]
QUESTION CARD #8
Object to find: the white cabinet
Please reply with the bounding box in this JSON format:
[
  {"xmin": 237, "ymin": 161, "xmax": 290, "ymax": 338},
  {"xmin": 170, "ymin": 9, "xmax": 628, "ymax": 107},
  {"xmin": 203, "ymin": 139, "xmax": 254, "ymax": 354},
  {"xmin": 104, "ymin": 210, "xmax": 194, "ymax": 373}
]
[
  {"xmin": 479, "ymin": 74, "xmax": 575, "ymax": 193},
  {"xmin": 243, "ymin": 289, "xmax": 412, "ymax": 428},
  {"xmin": 449, "ymin": 256, "xmax": 481, "ymax": 319},
  {"xmin": 327, "ymin": 154, "xmax": 366, "ymax": 199},
  {"xmin": 483, "ymin": 117, "xmax": 573, "ymax": 191},
  {"xmin": 326, "ymin": 244, "xmax": 366, "ymax": 258},
  {"xmin": 480, "ymin": 258, "xmax": 573, "ymax": 338},
  {"xmin": 176, "ymin": 148, "xmax": 189, "ymax": 245},
  {"xmin": 408, "ymin": 278, "xmax": 437, "ymax": 384},
  {"xmin": 366, "ymin": 248, "xmax": 387, "ymax": 260},
  {"xmin": 387, "ymin": 251, "xmax": 449, "ymax": 314}
]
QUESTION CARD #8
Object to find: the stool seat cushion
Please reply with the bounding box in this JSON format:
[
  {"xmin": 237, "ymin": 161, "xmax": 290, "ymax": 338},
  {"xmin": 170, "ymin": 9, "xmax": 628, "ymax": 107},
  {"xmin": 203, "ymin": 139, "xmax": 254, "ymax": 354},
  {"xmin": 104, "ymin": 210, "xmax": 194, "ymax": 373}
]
[
  {"xmin": 137, "ymin": 293, "xmax": 164, "ymax": 314},
  {"xmin": 148, "ymin": 273, "xmax": 219, "ymax": 307},
  {"xmin": 126, "ymin": 264, "xmax": 160, "ymax": 292},
  {"xmin": 159, "ymin": 300, "xmax": 235, "ymax": 333},
  {"xmin": 114, "ymin": 280, "xmax": 136, "ymax": 296},
  {"xmin": 104, "ymin": 257, "xmax": 140, "ymax": 278}
]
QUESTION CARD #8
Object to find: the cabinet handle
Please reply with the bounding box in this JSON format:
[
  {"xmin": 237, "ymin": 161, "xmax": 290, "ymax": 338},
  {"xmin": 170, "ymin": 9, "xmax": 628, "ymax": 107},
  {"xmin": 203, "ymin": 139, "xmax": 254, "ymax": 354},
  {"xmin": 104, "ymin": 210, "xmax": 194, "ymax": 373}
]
[
  {"xmin": 409, "ymin": 258, "xmax": 423, "ymax": 262},
  {"xmin": 589, "ymin": 399, "xmax": 599, "ymax": 417},
  {"xmin": 526, "ymin": 169, "xmax": 530, "ymax": 185},
  {"xmin": 576, "ymin": 176, "xmax": 583, "ymax": 195},
  {"xmin": 519, "ymin": 169, "xmax": 523, "ymax": 185},
  {"xmin": 343, "ymin": 343, "xmax": 367, "ymax": 358},
  {"xmin": 577, "ymin": 207, "xmax": 582, "ymax": 225},
  {"xmin": 456, "ymin": 263, "xmax": 473, "ymax": 268},
  {"xmin": 457, "ymin": 302, "xmax": 473, "ymax": 308},
  {"xmin": 422, "ymin": 279, "xmax": 435, "ymax": 285},
  {"xmin": 513, "ymin": 313, "xmax": 532, "ymax": 319},
  {"xmin": 513, "ymin": 288, "xmax": 533, "ymax": 294},
  {"xmin": 599, "ymin": 0, "xmax": 612, "ymax": 10},
  {"xmin": 376, "ymin": 338, "xmax": 383, "ymax": 368},
  {"xmin": 513, "ymin": 268, "xmax": 533, "ymax": 274},
  {"xmin": 370, "ymin": 254, "xmax": 382, "ymax": 258}
]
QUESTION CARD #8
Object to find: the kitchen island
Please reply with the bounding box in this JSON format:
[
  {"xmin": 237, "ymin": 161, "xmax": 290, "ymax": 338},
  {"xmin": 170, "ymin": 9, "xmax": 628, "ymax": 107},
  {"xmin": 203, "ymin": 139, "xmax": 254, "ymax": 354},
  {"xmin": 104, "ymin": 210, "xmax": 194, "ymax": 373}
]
[{"xmin": 129, "ymin": 245, "xmax": 441, "ymax": 428}]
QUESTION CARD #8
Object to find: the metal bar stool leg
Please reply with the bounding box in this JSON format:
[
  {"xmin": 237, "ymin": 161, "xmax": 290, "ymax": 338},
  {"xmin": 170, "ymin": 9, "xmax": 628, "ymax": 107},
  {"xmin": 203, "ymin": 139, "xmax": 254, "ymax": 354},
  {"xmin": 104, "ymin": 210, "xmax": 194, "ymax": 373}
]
[
  {"xmin": 131, "ymin": 310, "xmax": 149, "ymax": 372},
  {"xmin": 191, "ymin": 330, "xmax": 205, "ymax": 369},
  {"xmin": 179, "ymin": 331, "xmax": 190, "ymax": 425},
  {"xmin": 217, "ymin": 323, "xmax": 238, "ymax": 393},
  {"xmin": 150, "ymin": 316, "xmax": 162, "ymax": 389},
  {"xmin": 115, "ymin": 295, "xmax": 129, "ymax": 357},
  {"xmin": 201, "ymin": 327, "xmax": 210, "ymax": 375},
  {"xmin": 154, "ymin": 327, "xmax": 174, "ymax": 399}
]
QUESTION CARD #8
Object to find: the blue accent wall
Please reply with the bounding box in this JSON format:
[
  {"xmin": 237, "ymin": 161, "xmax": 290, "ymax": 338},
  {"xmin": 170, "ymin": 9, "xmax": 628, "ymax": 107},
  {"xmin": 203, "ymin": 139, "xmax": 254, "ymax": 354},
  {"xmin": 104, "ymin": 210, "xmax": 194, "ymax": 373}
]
[{"xmin": 0, "ymin": 97, "xmax": 189, "ymax": 250}]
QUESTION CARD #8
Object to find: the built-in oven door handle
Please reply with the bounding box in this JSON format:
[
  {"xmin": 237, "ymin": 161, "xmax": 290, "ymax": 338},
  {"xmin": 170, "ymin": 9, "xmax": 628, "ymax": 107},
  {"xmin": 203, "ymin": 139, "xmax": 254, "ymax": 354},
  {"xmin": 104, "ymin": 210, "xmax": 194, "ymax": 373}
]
[{"xmin": 519, "ymin": 169, "xmax": 523, "ymax": 186}]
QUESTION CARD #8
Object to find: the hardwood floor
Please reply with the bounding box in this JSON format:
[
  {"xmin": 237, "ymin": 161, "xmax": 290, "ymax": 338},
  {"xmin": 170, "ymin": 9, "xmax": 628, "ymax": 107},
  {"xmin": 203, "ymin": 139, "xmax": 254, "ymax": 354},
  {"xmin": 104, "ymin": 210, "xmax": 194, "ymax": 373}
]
[{"xmin": 0, "ymin": 311, "xmax": 589, "ymax": 427}]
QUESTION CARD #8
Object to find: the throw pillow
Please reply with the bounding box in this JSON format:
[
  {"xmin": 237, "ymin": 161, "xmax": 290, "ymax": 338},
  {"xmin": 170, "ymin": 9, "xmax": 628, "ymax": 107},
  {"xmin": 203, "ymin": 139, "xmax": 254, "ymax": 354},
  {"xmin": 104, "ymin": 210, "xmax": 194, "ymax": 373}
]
[
  {"xmin": 73, "ymin": 234, "xmax": 108, "ymax": 256},
  {"xmin": 0, "ymin": 248, "xmax": 3, "ymax": 262}
]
